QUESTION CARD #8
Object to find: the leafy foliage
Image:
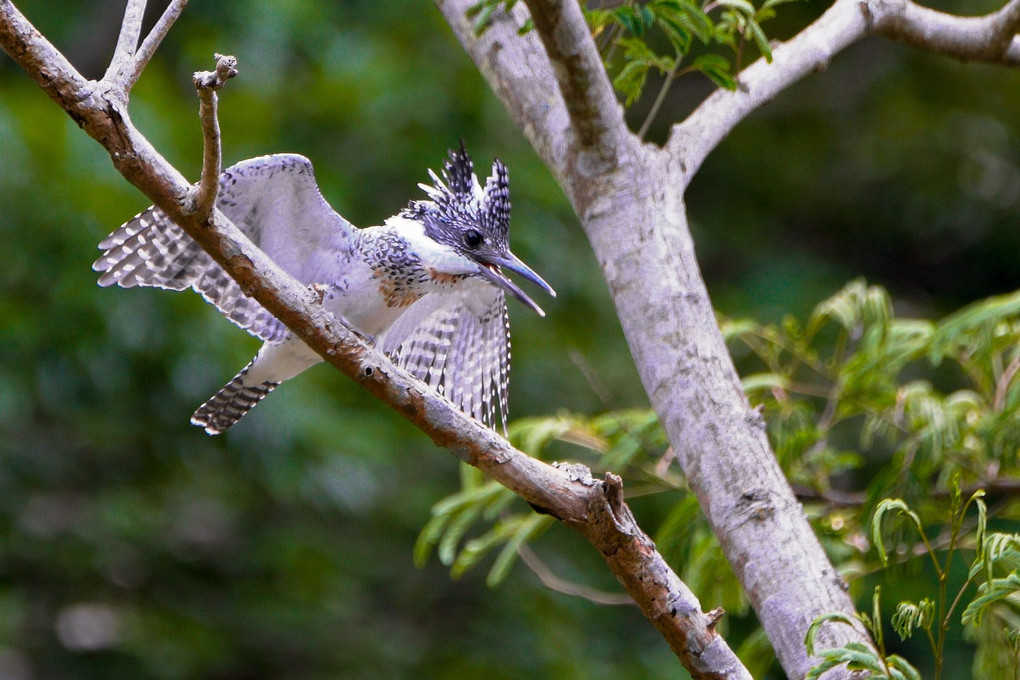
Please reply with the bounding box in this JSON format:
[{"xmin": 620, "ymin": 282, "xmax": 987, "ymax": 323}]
[
  {"xmin": 804, "ymin": 589, "xmax": 921, "ymax": 680},
  {"xmin": 810, "ymin": 484, "xmax": 1020, "ymax": 680},
  {"xmin": 419, "ymin": 279, "xmax": 1020, "ymax": 677},
  {"xmin": 722, "ymin": 280, "xmax": 1020, "ymax": 504},
  {"xmin": 585, "ymin": 0, "xmax": 802, "ymax": 121}
]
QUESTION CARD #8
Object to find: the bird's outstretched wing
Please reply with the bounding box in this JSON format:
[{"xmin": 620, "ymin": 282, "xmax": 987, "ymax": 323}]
[
  {"xmin": 93, "ymin": 154, "xmax": 353, "ymax": 344},
  {"xmin": 380, "ymin": 283, "xmax": 511, "ymax": 434}
]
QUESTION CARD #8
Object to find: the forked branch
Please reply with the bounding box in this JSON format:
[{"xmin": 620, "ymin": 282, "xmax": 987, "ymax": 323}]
[
  {"xmin": 126, "ymin": 0, "xmax": 189, "ymax": 89},
  {"xmin": 0, "ymin": 3, "xmax": 750, "ymax": 678},
  {"xmin": 103, "ymin": 0, "xmax": 189, "ymax": 91}
]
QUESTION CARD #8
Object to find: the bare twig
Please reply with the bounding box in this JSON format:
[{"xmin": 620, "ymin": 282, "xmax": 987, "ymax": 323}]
[
  {"xmin": 517, "ymin": 543, "xmax": 635, "ymax": 606},
  {"xmin": 125, "ymin": 0, "xmax": 189, "ymax": 90},
  {"xmin": 103, "ymin": 0, "xmax": 146, "ymax": 83},
  {"xmin": 192, "ymin": 53, "xmax": 237, "ymax": 221},
  {"xmin": 637, "ymin": 59, "xmax": 684, "ymax": 141},
  {"xmin": 793, "ymin": 477, "xmax": 1020, "ymax": 509}
]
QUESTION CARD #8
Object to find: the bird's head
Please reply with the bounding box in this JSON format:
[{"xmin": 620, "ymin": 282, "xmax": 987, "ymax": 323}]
[{"xmin": 404, "ymin": 143, "xmax": 556, "ymax": 316}]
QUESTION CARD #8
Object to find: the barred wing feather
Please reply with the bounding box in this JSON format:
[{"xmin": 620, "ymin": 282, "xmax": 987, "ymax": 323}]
[
  {"xmin": 93, "ymin": 154, "xmax": 352, "ymax": 344},
  {"xmin": 381, "ymin": 285, "xmax": 511, "ymax": 434}
]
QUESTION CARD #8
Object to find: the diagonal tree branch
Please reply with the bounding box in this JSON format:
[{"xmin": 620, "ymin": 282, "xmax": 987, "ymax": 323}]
[
  {"xmin": 520, "ymin": 0, "xmax": 627, "ymax": 156},
  {"xmin": 0, "ymin": 2, "xmax": 749, "ymax": 678},
  {"xmin": 867, "ymin": 0, "xmax": 1020, "ymax": 64},
  {"xmin": 671, "ymin": 0, "xmax": 1020, "ymax": 185},
  {"xmin": 669, "ymin": 0, "xmax": 868, "ymax": 184}
]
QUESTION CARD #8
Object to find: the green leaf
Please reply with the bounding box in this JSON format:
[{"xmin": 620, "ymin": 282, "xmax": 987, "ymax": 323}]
[
  {"xmin": 806, "ymin": 642, "xmax": 887, "ymax": 679},
  {"xmin": 808, "ymin": 278, "xmax": 893, "ymax": 336},
  {"xmin": 872, "ymin": 586, "xmax": 884, "ymax": 649},
  {"xmin": 972, "ymin": 533, "xmax": 1020, "ymax": 581},
  {"xmin": 735, "ymin": 626, "xmax": 776, "ymax": 679},
  {"xmin": 651, "ymin": 0, "xmax": 714, "ymax": 47},
  {"xmin": 974, "ymin": 495, "xmax": 988, "ymax": 566},
  {"xmin": 871, "ymin": 499, "xmax": 924, "ymax": 566},
  {"xmin": 486, "ymin": 513, "xmax": 553, "ymax": 586},
  {"xmin": 886, "ymin": 656, "xmax": 922, "ymax": 680},
  {"xmin": 891, "ymin": 599, "xmax": 935, "ymax": 640},
  {"xmin": 585, "ymin": 7, "xmax": 616, "ymax": 34},
  {"xmin": 655, "ymin": 14, "xmax": 692, "ymax": 54},
  {"xmin": 714, "ymin": 0, "xmax": 757, "ymax": 15},
  {"xmin": 745, "ymin": 17, "xmax": 773, "ymax": 62},
  {"xmin": 692, "ymin": 53, "xmax": 736, "ymax": 90},
  {"xmin": 450, "ymin": 516, "xmax": 521, "ymax": 578},
  {"xmin": 612, "ymin": 5, "xmax": 655, "ymax": 36},
  {"xmin": 931, "ymin": 290, "xmax": 1020, "ymax": 364},
  {"xmin": 719, "ymin": 316, "xmax": 760, "ymax": 341},
  {"xmin": 414, "ymin": 513, "xmax": 451, "ymax": 567},
  {"xmin": 438, "ymin": 500, "xmax": 486, "ymax": 566},
  {"xmin": 509, "ymin": 414, "xmax": 578, "ymax": 457},
  {"xmin": 962, "ymin": 572, "xmax": 1020, "ymax": 626},
  {"xmin": 613, "ymin": 59, "xmax": 649, "ymax": 106},
  {"xmin": 415, "ymin": 481, "xmax": 509, "ymax": 567},
  {"xmin": 805, "ymin": 612, "xmax": 858, "ymax": 655},
  {"xmin": 654, "ymin": 494, "xmax": 701, "ymax": 565},
  {"xmin": 741, "ymin": 372, "xmax": 789, "ymax": 397},
  {"xmin": 616, "ymin": 36, "xmax": 673, "ymax": 71},
  {"xmin": 684, "ymin": 531, "xmax": 748, "ymax": 615},
  {"xmin": 762, "ymin": 0, "xmax": 805, "ymax": 9}
]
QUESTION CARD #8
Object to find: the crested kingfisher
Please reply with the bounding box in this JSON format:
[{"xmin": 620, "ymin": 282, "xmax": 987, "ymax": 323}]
[{"xmin": 93, "ymin": 144, "xmax": 555, "ymax": 434}]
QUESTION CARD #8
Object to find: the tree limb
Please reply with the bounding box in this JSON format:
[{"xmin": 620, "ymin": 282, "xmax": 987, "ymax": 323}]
[
  {"xmin": 439, "ymin": 2, "xmax": 872, "ymax": 678},
  {"xmin": 126, "ymin": 0, "xmax": 189, "ymax": 90},
  {"xmin": 669, "ymin": 0, "xmax": 868, "ymax": 183},
  {"xmin": 103, "ymin": 0, "xmax": 146, "ymax": 83},
  {"xmin": 520, "ymin": 0, "xmax": 627, "ymax": 156},
  {"xmin": 434, "ymin": 0, "xmax": 571, "ymax": 183},
  {"xmin": 671, "ymin": 0, "xmax": 1020, "ymax": 183},
  {"xmin": 867, "ymin": 0, "xmax": 1020, "ymax": 65},
  {"xmin": 0, "ymin": 2, "xmax": 749, "ymax": 678}
]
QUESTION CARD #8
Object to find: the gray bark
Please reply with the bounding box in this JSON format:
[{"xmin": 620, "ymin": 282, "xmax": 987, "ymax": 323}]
[{"xmin": 435, "ymin": 0, "xmax": 1020, "ymax": 677}]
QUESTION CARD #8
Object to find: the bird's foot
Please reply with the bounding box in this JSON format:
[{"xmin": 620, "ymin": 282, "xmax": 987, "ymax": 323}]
[{"xmin": 309, "ymin": 283, "xmax": 329, "ymax": 304}]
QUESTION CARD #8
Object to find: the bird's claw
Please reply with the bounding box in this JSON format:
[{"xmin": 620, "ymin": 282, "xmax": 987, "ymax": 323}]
[{"xmin": 310, "ymin": 283, "xmax": 329, "ymax": 304}]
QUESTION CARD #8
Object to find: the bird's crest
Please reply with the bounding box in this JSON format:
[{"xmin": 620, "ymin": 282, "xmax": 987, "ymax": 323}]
[{"xmin": 411, "ymin": 143, "xmax": 511, "ymax": 250}]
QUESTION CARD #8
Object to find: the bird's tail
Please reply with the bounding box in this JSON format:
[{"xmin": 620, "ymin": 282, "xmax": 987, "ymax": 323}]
[{"xmin": 191, "ymin": 359, "xmax": 280, "ymax": 435}]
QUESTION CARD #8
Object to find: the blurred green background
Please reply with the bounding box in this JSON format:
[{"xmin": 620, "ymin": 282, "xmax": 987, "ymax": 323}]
[{"xmin": 1, "ymin": 0, "xmax": 1018, "ymax": 678}]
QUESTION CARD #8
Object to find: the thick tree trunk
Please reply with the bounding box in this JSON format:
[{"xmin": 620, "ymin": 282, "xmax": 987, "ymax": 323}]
[
  {"xmin": 434, "ymin": 3, "xmax": 871, "ymax": 674},
  {"xmin": 575, "ymin": 143, "xmax": 863, "ymax": 678}
]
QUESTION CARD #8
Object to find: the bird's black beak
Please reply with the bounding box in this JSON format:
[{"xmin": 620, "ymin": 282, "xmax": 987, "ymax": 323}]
[{"xmin": 476, "ymin": 252, "xmax": 556, "ymax": 317}]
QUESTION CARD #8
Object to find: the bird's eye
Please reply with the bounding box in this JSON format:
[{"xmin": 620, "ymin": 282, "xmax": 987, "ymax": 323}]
[{"xmin": 463, "ymin": 229, "xmax": 483, "ymax": 248}]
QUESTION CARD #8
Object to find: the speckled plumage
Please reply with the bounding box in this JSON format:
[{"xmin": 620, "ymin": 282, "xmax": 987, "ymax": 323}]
[{"xmin": 93, "ymin": 147, "xmax": 550, "ymax": 435}]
